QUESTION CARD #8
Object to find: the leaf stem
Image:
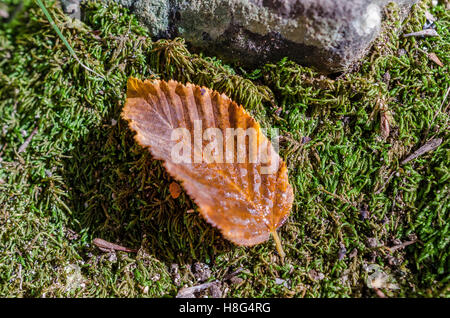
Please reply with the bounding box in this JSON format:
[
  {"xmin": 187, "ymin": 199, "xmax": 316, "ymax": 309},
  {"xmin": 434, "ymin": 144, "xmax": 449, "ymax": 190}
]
[{"xmin": 271, "ymin": 230, "xmax": 285, "ymax": 263}]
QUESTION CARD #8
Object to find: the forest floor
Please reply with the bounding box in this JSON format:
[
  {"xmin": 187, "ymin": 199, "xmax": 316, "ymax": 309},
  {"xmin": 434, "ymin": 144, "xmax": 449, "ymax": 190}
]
[{"xmin": 0, "ymin": 0, "xmax": 448, "ymax": 297}]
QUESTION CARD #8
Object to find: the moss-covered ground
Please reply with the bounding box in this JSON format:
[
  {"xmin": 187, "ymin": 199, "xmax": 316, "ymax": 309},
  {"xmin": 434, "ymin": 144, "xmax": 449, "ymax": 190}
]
[{"xmin": 0, "ymin": 0, "xmax": 448, "ymax": 297}]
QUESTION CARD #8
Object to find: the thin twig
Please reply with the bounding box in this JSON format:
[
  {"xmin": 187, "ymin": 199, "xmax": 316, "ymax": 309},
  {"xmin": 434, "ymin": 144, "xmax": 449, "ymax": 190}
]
[
  {"xmin": 18, "ymin": 263, "xmax": 23, "ymax": 290},
  {"xmin": 403, "ymin": 29, "xmax": 439, "ymax": 37},
  {"xmin": 176, "ymin": 281, "xmax": 218, "ymax": 298},
  {"xmin": 18, "ymin": 127, "xmax": 38, "ymax": 153},
  {"xmin": 389, "ymin": 239, "xmax": 417, "ymax": 252},
  {"xmin": 401, "ymin": 138, "xmax": 443, "ymax": 165},
  {"xmin": 223, "ymin": 268, "xmax": 244, "ymax": 281}
]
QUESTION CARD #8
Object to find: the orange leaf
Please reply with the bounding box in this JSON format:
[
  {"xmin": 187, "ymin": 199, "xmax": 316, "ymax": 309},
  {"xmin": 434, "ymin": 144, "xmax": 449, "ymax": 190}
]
[
  {"xmin": 122, "ymin": 78, "xmax": 294, "ymax": 257},
  {"xmin": 169, "ymin": 181, "xmax": 182, "ymax": 199},
  {"xmin": 428, "ymin": 52, "xmax": 444, "ymax": 67}
]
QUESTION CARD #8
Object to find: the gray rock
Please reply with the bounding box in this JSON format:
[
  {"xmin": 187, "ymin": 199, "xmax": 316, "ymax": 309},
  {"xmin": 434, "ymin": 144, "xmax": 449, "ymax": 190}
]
[
  {"xmin": 61, "ymin": 0, "xmax": 81, "ymax": 20},
  {"xmin": 115, "ymin": 0, "xmax": 419, "ymax": 73}
]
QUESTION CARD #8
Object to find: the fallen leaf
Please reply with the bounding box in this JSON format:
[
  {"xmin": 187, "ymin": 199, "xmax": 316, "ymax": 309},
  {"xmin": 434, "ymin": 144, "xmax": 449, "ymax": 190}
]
[
  {"xmin": 92, "ymin": 238, "xmax": 137, "ymax": 253},
  {"xmin": 169, "ymin": 181, "xmax": 182, "ymax": 199},
  {"xmin": 122, "ymin": 78, "xmax": 294, "ymax": 257},
  {"xmin": 428, "ymin": 52, "xmax": 444, "ymax": 67}
]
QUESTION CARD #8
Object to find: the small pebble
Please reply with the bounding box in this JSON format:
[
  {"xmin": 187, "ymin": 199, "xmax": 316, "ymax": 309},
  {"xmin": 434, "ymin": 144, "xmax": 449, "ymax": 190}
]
[
  {"xmin": 338, "ymin": 244, "xmax": 347, "ymax": 261},
  {"xmin": 170, "ymin": 264, "xmax": 181, "ymax": 286}
]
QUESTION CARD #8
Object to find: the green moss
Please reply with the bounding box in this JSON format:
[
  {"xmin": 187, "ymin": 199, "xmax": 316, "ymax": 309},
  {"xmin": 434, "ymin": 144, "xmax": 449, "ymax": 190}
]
[{"xmin": 0, "ymin": 0, "xmax": 448, "ymax": 297}]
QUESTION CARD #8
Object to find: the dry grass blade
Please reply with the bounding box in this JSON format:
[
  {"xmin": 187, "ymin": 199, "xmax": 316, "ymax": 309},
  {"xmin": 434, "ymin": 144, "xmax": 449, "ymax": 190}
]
[
  {"xmin": 403, "ymin": 29, "xmax": 439, "ymax": 37},
  {"xmin": 428, "ymin": 52, "xmax": 444, "ymax": 67}
]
